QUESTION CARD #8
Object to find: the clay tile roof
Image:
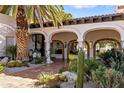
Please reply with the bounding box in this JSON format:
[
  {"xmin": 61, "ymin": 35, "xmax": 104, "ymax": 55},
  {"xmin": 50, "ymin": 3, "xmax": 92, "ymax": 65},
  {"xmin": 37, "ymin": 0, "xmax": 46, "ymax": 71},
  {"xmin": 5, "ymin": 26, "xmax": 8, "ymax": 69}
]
[{"xmin": 30, "ymin": 13, "xmax": 124, "ymax": 28}]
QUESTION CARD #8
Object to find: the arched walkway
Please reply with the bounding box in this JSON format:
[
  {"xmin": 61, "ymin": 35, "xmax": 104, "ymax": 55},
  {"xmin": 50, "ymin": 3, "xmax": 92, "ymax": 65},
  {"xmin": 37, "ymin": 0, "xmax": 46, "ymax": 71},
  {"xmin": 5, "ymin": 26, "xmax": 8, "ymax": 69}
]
[
  {"xmin": 49, "ymin": 28, "xmax": 80, "ymax": 41},
  {"xmin": 82, "ymin": 24, "xmax": 124, "ymax": 41},
  {"xmin": 51, "ymin": 40, "xmax": 64, "ymax": 60},
  {"xmin": 94, "ymin": 38, "xmax": 121, "ymax": 58},
  {"xmin": 84, "ymin": 29, "xmax": 121, "ymax": 58},
  {"xmin": 51, "ymin": 31, "xmax": 78, "ymax": 61},
  {"xmin": 67, "ymin": 40, "xmax": 89, "ymax": 59}
]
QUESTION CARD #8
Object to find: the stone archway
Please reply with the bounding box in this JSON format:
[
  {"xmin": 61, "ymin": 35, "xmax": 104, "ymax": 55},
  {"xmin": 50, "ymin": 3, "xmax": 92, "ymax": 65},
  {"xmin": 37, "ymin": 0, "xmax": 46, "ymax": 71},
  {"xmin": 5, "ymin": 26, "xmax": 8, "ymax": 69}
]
[
  {"xmin": 51, "ymin": 40, "xmax": 64, "ymax": 60},
  {"xmin": 51, "ymin": 31, "xmax": 78, "ymax": 60},
  {"xmin": 67, "ymin": 40, "xmax": 89, "ymax": 59},
  {"xmin": 84, "ymin": 29, "xmax": 121, "ymax": 58},
  {"xmin": 94, "ymin": 38, "xmax": 121, "ymax": 58}
]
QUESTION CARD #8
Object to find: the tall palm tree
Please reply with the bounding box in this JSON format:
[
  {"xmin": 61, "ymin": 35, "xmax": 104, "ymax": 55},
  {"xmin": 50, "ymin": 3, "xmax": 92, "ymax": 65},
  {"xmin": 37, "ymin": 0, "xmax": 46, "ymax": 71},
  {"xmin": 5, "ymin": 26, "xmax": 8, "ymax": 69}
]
[
  {"xmin": 58, "ymin": 11, "xmax": 72, "ymax": 21},
  {"xmin": 0, "ymin": 5, "xmax": 64, "ymax": 61}
]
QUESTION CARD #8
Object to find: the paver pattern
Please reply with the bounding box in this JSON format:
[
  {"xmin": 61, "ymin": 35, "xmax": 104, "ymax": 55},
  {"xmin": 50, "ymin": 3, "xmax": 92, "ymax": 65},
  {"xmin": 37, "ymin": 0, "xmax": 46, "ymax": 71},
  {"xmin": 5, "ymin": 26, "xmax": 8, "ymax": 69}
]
[{"xmin": 10, "ymin": 60, "xmax": 69, "ymax": 79}]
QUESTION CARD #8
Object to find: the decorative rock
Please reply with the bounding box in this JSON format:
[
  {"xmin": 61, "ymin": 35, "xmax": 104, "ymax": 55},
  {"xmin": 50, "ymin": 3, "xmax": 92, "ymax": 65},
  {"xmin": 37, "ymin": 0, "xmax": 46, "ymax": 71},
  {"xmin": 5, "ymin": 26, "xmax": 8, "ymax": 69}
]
[
  {"xmin": 83, "ymin": 81, "xmax": 95, "ymax": 88},
  {"xmin": 61, "ymin": 71, "xmax": 77, "ymax": 88},
  {"xmin": 62, "ymin": 71, "xmax": 77, "ymax": 81},
  {"xmin": 0, "ymin": 57, "xmax": 9, "ymax": 65},
  {"xmin": 60, "ymin": 80, "xmax": 75, "ymax": 88}
]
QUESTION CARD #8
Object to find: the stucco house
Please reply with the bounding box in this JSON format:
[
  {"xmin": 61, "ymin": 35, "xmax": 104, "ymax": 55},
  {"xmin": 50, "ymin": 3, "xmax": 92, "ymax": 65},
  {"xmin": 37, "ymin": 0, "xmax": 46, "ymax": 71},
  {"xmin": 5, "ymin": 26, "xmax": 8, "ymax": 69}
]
[{"xmin": 1, "ymin": 5, "xmax": 124, "ymax": 63}]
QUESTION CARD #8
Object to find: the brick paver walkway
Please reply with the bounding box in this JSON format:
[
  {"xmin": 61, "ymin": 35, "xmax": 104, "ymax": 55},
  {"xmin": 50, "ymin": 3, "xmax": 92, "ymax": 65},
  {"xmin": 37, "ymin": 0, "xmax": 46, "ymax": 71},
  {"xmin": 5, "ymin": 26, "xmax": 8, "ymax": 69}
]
[{"xmin": 10, "ymin": 60, "xmax": 68, "ymax": 79}]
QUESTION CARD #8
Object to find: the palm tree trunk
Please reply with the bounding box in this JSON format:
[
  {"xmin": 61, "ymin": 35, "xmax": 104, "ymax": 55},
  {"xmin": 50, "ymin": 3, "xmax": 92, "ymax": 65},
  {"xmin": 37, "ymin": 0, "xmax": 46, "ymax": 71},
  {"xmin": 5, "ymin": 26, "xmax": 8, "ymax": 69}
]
[{"xmin": 16, "ymin": 5, "xmax": 29, "ymax": 61}]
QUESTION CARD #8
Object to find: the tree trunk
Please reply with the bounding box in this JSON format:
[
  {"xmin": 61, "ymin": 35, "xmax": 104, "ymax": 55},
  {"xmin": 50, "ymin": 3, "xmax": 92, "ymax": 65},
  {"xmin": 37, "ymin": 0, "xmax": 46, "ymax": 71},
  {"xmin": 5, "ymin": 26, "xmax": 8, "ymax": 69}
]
[{"xmin": 16, "ymin": 5, "xmax": 29, "ymax": 61}]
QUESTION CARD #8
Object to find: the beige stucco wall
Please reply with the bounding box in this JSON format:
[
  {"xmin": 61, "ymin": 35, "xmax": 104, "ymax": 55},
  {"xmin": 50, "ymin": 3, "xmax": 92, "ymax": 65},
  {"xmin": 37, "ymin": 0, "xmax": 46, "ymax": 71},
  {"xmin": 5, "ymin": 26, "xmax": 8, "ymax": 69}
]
[
  {"xmin": 0, "ymin": 14, "xmax": 16, "ymax": 56},
  {"xmin": 26, "ymin": 20, "xmax": 124, "ymax": 59},
  {"xmin": 85, "ymin": 29, "xmax": 121, "ymax": 44},
  {"xmin": 30, "ymin": 20, "xmax": 124, "ymax": 42},
  {"xmin": 1, "ymin": 13, "xmax": 124, "ymax": 58},
  {"xmin": 0, "ymin": 13, "xmax": 16, "ymax": 29},
  {"xmin": 52, "ymin": 32, "xmax": 78, "ymax": 43},
  {"xmin": 84, "ymin": 29, "xmax": 121, "ymax": 58},
  {"xmin": 51, "ymin": 32, "xmax": 77, "ymax": 59},
  {"xmin": 0, "ymin": 29, "xmax": 16, "ymax": 56}
]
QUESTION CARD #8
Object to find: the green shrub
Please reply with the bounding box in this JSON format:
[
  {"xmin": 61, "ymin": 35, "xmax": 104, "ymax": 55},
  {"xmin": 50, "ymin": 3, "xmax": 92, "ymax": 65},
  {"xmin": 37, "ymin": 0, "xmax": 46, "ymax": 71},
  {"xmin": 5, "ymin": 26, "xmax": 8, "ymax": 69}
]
[
  {"xmin": 59, "ymin": 66, "xmax": 68, "ymax": 73},
  {"xmin": 99, "ymin": 49, "xmax": 124, "ymax": 74},
  {"xmin": 85, "ymin": 59, "xmax": 104, "ymax": 76},
  {"xmin": 22, "ymin": 62, "xmax": 30, "ymax": 67},
  {"xmin": 0, "ymin": 64, "xmax": 4, "ymax": 73},
  {"xmin": 7, "ymin": 60, "xmax": 22, "ymax": 67},
  {"xmin": 7, "ymin": 60, "xmax": 29, "ymax": 67},
  {"xmin": 7, "ymin": 60, "xmax": 17, "ymax": 67},
  {"xmin": 92, "ymin": 66, "xmax": 124, "ymax": 88},
  {"xmin": 35, "ymin": 72, "xmax": 67, "ymax": 88},
  {"xmin": 99, "ymin": 49, "xmax": 122, "ymax": 67},
  {"xmin": 68, "ymin": 61, "xmax": 77, "ymax": 73},
  {"xmin": 34, "ymin": 56, "xmax": 46, "ymax": 64},
  {"xmin": 68, "ymin": 59, "xmax": 103, "ymax": 75}
]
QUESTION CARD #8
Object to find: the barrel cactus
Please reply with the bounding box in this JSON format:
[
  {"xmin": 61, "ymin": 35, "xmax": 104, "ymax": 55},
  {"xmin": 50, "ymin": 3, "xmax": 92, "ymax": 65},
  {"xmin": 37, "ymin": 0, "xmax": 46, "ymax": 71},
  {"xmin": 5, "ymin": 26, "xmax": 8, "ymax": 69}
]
[{"xmin": 76, "ymin": 48, "xmax": 85, "ymax": 88}]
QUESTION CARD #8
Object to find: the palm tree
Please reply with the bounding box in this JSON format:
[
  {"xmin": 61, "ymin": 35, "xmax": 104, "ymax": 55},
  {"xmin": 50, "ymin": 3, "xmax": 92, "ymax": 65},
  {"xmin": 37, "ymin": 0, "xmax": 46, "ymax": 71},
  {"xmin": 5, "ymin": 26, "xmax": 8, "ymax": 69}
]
[
  {"xmin": 58, "ymin": 11, "xmax": 72, "ymax": 21},
  {"xmin": 0, "ymin": 5, "xmax": 64, "ymax": 61}
]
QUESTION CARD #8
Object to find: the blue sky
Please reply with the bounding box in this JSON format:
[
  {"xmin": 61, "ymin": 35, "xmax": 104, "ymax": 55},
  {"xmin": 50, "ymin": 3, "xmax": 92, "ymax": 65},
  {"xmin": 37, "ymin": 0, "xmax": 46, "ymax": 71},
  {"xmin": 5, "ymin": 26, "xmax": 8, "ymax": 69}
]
[{"xmin": 64, "ymin": 5, "xmax": 116, "ymax": 18}]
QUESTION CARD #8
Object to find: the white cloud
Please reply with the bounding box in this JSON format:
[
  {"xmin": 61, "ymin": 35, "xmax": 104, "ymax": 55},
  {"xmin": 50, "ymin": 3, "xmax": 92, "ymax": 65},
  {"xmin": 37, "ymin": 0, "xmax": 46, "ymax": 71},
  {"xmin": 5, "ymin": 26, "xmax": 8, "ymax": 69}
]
[{"xmin": 72, "ymin": 5, "xmax": 97, "ymax": 9}]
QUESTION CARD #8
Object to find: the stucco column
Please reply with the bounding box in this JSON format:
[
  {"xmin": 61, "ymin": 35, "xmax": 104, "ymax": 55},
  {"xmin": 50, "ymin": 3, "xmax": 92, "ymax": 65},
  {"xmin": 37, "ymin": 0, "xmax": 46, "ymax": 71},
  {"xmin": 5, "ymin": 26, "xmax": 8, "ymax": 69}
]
[
  {"xmin": 77, "ymin": 40, "xmax": 83, "ymax": 50},
  {"xmin": 64, "ymin": 42, "xmax": 68, "ymax": 59},
  {"xmin": 121, "ymin": 40, "xmax": 124, "ymax": 52},
  {"xmin": 89, "ymin": 41, "xmax": 94, "ymax": 58},
  {"xmin": 45, "ymin": 40, "xmax": 53, "ymax": 64}
]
